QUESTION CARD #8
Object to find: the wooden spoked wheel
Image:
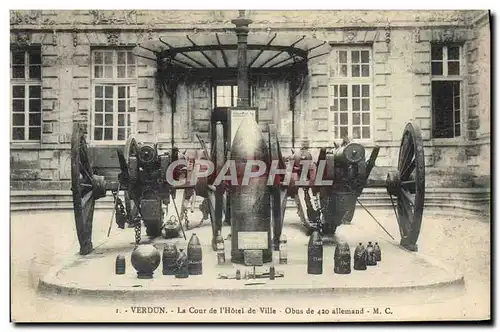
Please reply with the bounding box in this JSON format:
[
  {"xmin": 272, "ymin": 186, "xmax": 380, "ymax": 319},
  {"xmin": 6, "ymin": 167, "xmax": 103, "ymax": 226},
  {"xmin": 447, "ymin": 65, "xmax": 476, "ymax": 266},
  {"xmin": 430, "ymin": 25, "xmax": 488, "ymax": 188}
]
[
  {"xmin": 390, "ymin": 122, "xmax": 425, "ymax": 251},
  {"xmin": 268, "ymin": 124, "xmax": 287, "ymax": 250},
  {"xmin": 71, "ymin": 124, "xmax": 96, "ymax": 255},
  {"xmin": 123, "ymin": 135, "xmax": 139, "ymax": 222},
  {"xmin": 211, "ymin": 122, "xmax": 225, "ymax": 249}
]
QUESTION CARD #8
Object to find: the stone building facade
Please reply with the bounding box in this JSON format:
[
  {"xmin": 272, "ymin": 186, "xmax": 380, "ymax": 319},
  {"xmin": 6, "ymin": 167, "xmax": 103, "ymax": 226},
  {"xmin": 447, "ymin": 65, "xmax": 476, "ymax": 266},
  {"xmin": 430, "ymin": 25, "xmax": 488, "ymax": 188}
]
[{"xmin": 9, "ymin": 10, "xmax": 490, "ymax": 193}]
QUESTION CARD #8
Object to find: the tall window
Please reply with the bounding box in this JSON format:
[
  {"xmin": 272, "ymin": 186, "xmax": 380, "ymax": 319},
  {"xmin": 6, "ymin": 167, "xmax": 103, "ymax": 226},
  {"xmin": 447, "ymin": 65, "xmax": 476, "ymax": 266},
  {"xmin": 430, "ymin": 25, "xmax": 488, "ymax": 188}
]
[
  {"xmin": 212, "ymin": 85, "xmax": 238, "ymax": 108},
  {"xmin": 211, "ymin": 84, "xmax": 255, "ymax": 108},
  {"xmin": 91, "ymin": 49, "xmax": 137, "ymax": 142},
  {"xmin": 10, "ymin": 48, "xmax": 42, "ymax": 141},
  {"xmin": 431, "ymin": 44, "xmax": 462, "ymax": 138},
  {"xmin": 329, "ymin": 48, "xmax": 372, "ymax": 140}
]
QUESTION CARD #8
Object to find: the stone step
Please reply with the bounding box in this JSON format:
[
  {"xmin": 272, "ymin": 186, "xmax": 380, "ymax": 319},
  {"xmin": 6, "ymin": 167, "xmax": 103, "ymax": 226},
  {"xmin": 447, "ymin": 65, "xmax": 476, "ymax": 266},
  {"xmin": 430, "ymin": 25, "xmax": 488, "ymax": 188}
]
[{"xmin": 10, "ymin": 188, "xmax": 490, "ymax": 217}]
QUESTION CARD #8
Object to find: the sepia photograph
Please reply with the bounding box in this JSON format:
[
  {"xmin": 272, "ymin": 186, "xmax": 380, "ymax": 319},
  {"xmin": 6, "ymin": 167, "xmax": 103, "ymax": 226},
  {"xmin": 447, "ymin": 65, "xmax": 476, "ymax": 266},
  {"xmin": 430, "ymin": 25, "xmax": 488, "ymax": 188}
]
[{"xmin": 8, "ymin": 8, "xmax": 491, "ymax": 323}]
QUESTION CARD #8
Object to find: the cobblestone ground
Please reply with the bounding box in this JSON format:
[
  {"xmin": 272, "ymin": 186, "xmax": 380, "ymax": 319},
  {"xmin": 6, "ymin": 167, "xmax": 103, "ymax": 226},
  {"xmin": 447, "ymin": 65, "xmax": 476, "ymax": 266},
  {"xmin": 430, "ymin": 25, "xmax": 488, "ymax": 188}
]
[{"xmin": 10, "ymin": 205, "xmax": 490, "ymax": 322}]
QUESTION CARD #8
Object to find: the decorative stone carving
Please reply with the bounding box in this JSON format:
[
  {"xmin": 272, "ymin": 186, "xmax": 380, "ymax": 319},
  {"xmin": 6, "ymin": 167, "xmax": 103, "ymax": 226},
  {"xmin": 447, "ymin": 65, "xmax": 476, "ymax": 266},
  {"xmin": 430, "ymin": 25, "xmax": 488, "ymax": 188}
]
[
  {"xmin": 16, "ymin": 32, "xmax": 31, "ymax": 46},
  {"xmin": 430, "ymin": 28, "xmax": 465, "ymax": 44},
  {"xmin": 40, "ymin": 18, "xmax": 58, "ymax": 46},
  {"xmin": 209, "ymin": 10, "xmax": 225, "ymax": 22},
  {"xmin": 71, "ymin": 29, "xmax": 78, "ymax": 47},
  {"xmin": 343, "ymin": 31, "xmax": 357, "ymax": 43},
  {"xmin": 107, "ymin": 31, "xmax": 120, "ymax": 45},
  {"xmin": 384, "ymin": 23, "xmax": 391, "ymax": 43},
  {"xmin": 414, "ymin": 27, "xmax": 421, "ymax": 43},
  {"xmin": 52, "ymin": 30, "xmax": 58, "ymax": 46},
  {"xmin": 311, "ymin": 27, "xmax": 317, "ymax": 38},
  {"xmin": 10, "ymin": 10, "xmax": 41, "ymax": 25},
  {"xmin": 442, "ymin": 29, "xmax": 455, "ymax": 43},
  {"xmin": 88, "ymin": 10, "xmax": 137, "ymax": 25}
]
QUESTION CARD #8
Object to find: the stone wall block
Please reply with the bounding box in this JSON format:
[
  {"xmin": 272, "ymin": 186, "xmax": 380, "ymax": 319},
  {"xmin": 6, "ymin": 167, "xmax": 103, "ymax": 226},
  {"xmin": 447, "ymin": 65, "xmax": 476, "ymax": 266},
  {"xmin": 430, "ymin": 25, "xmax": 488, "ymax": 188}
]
[
  {"xmin": 41, "ymin": 134, "xmax": 59, "ymax": 144},
  {"xmin": 42, "ymin": 99, "xmax": 55, "ymax": 111},
  {"xmin": 312, "ymin": 109, "xmax": 328, "ymax": 120},
  {"xmin": 421, "ymin": 129, "xmax": 431, "ymax": 140},
  {"xmin": 415, "ymin": 96, "xmax": 431, "ymax": 109},
  {"xmin": 412, "ymin": 63, "xmax": 431, "ymax": 74},
  {"xmin": 374, "ymin": 86, "xmax": 391, "ymax": 97},
  {"xmin": 11, "ymin": 169, "xmax": 40, "ymax": 181},
  {"xmin": 138, "ymin": 88, "xmax": 155, "ymax": 100},
  {"xmin": 374, "ymin": 97, "xmax": 387, "ymax": 109},
  {"xmin": 374, "ymin": 74, "xmax": 388, "ymax": 86},
  {"xmin": 418, "ymin": 118, "xmax": 432, "ymax": 130},
  {"xmin": 42, "ymin": 123, "xmax": 53, "ymax": 134},
  {"xmin": 374, "ymin": 63, "xmax": 390, "ymax": 75},
  {"xmin": 468, "ymin": 117, "xmax": 480, "ymax": 130},
  {"xmin": 311, "ymin": 86, "xmax": 328, "ymax": 98},
  {"xmin": 374, "ymin": 119, "xmax": 387, "ymax": 131},
  {"xmin": 42, "ymin": 111, "xmax": 58, "ymax": 122},
  {"xmin": 41, "ymin": 56, "xmax": 59, "ymax": 68},
  {"xmin": 373, "ymin": 41, "xmax": 389, "ymax": 53},
  {"xmin": 40, "ymin": 157, "xmax": 59, "ymax": 170},
  {"xmin": 39, "ymin": 169, "xmax": 58, "ymax": 181},
  {"xmin": 73, "ymin": 88, "xmax": 90, "ymax": 100},
  {"xmin": 73, "ymin": 66, "xmax": 90, "ymax": 78},
  {"xmin": 138, "ymin": 110, "xmax": 154, "ymax": 122},
  {"xmin": 59, "ymin": 132, "xmax": 72, "ymax": 144},
  {"xmin": 193, "ymin": 120, "xmax": 210, "ymax": 133},
  {"xmin": 258, "ymin": 109, "xmax": 273, "ymax": 121},
  {"xmin": 317, "ymin": 120, "xmax": 328, "ymax": 132},
  {"xmin": 137, "ymin": 98, "xmax": 154, "ymax": 111}
]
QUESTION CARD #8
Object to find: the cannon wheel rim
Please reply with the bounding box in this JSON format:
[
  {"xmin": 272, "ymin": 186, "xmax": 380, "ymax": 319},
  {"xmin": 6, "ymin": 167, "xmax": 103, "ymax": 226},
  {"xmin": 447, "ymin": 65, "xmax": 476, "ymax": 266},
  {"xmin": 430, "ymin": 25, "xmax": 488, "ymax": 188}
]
[
  {"xmin": 395, "ymin": 122, "xmax": 425, "ymax": 245},
  {"xmin": 268, "ymin": 124, "xmax": 286, "ymax": 170},
  {"xmin": 210, "ymin": 122, "xmax": 225, "ymax": 245},
  {"xmin": 124, "ymin": 135, "xmax": 138, "ymax": 162},
  {"xmin": 213, "ymin": 123, "xmax": 225, "ymax": 174},
  {"xmin": 268, "ymin": 124, "xmax": 286, "ymax": 247},
  {"xmin": 123, "ymin": 135, "xmax": 139, "ymax": 220},
  {"xmin": 71, "ymin": 124, "xmax": 95, "ymax": 255}
]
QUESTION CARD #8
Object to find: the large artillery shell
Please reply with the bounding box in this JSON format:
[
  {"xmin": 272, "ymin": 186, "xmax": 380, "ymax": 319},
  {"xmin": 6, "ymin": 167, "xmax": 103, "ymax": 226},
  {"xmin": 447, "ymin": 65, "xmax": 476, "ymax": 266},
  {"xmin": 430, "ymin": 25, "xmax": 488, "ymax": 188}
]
[
  {"xmin": 115, "ymin": 255, "xmax": 126, "ymax": 275},
  {"xmin": 307, "ymin": 230, "xmax": 323, "ymax": 275},
  {"xmin": 229, "ymin": 117, "xmax": 272, "ymax": 264},
  {"xmin": 187, "ymin": 233, "xmax": 203, "ymax": 275}
]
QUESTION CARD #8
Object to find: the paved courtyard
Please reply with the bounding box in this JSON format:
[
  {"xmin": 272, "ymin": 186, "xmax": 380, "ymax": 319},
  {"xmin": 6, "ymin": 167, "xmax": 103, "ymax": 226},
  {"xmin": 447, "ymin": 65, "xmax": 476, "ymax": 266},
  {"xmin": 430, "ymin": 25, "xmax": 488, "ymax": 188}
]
[{"xmin": 10, "ymin": 203, "xmax": 490, "ymax": 322}]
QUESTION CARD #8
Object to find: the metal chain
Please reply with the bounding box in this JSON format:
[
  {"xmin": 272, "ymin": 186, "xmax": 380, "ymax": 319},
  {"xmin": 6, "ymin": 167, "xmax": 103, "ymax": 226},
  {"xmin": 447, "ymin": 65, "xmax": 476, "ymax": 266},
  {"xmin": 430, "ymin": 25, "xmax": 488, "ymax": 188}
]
[
  {"xmin": 113, "ymin": 194, "xmax": 127, "ymax": 229},
  {"xmin": 303, "ymin": 188, "xmax": 321, "ymax": 231},
  {"xmin": 183, "ymin": 207, "xmax": 190, "ymax": 230},
  {"xmin": 313, "ymin": 193, "xmax": 320, "ymax": 210},
  {"xmin": 134, "ymin": 217, "xmax": 141, "ymax": 245}
]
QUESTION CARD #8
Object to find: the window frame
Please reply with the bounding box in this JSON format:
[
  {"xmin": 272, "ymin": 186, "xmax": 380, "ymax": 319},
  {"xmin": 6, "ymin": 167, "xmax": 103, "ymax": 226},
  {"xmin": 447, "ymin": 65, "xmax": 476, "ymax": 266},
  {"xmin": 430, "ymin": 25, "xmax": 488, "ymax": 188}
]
[
  {"xmin": 10, "ymin": 48, "xmax": 42, "ymax": 143},
  {"xmin": 328, "ymin": 47, "xmax": 374, "ymax": 143},
  {"xmin": 210, "ymin": 83, "xmax": 255, "ymax": 109},
  {"xmin": 430, "ymin": 44, "xmax": 466, "ymax": 141},
  {"xmin": 90, "ymin": 48, "xmax": 138, "ymax": 145}
]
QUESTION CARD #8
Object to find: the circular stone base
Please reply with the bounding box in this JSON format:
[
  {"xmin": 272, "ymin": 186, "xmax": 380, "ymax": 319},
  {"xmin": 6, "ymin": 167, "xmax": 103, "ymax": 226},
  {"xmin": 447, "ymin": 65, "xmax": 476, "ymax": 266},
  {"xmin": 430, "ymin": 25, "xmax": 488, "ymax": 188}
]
[
  {"xmin": 38, "ymin": 220, "xmax": 465, "ymax": 303},
  {"xmin": 136, "ymin": 273, "xmax": 154, "ymax": 279}
]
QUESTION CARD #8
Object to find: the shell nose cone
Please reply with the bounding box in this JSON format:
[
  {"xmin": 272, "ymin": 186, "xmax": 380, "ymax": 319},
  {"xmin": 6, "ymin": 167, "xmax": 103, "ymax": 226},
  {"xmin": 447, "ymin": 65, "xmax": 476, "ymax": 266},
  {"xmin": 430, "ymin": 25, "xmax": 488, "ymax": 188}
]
[{"xmin": 230, "ymin": 117, "xmax": 269, "ymax": 161}]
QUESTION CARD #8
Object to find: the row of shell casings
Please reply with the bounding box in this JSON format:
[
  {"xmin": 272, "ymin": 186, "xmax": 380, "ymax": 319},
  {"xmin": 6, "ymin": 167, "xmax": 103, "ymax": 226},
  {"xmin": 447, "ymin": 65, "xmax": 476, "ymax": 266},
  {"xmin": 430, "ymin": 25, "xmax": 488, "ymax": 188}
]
[
  {"xmin": 115, "ymin": 233, "xmax": 203, "ymax": 278},
  {"xmin": 163, "ymin": 233, "xmax": 203, "ymax": 278},
  {"xmin": 307, "ymin": 232, "xmax": 382, "ymax": 275}
]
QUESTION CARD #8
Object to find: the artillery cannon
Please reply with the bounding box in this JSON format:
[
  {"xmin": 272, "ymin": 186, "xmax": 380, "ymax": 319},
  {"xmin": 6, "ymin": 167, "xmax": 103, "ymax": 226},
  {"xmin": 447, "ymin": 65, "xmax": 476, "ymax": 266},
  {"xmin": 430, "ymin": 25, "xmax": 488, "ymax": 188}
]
[
  {"xmin": 70, "ymin": 122, "xmax": 226, "ymax": 255},
  {"xmin": 269, "ymin": 122, "xmax": 425, "ymax": 252}
]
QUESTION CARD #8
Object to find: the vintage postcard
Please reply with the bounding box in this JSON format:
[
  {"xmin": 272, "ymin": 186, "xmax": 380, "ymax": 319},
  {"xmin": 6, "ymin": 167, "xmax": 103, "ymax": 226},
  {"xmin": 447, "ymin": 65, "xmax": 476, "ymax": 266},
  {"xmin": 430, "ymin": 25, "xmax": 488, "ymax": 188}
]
[{"xmin": 9, "ymin": 9, "xmax": 491, "ymax": 323}]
